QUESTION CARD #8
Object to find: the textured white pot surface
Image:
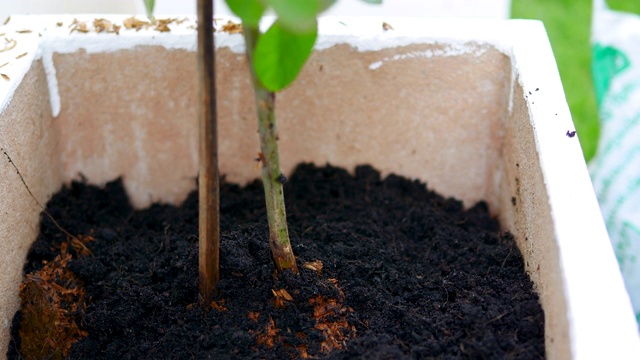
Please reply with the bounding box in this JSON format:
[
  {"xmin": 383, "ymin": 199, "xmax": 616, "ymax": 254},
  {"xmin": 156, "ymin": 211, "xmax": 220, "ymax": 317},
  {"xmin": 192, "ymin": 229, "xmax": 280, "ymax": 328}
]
[
  {"xmin": 187, "ymin": 0, "xmax": 511, "ymax": 19},
  {"xmin": 0, "ymin": 0, "xmax": 512, "ymax": 20},
  {"xmin": 0, "ymin": 15, "xmax": 638, "ymax": 359}
]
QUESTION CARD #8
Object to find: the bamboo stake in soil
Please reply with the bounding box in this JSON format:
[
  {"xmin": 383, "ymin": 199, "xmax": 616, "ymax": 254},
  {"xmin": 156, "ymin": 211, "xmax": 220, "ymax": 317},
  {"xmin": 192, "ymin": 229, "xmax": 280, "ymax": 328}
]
[
  {"xmin": 197, "ymin": 0, "xmax": 220, "ymax": 306},
  {"xmin": 243, "ymin": 27, "xmax": 298, "ymax": 273}
]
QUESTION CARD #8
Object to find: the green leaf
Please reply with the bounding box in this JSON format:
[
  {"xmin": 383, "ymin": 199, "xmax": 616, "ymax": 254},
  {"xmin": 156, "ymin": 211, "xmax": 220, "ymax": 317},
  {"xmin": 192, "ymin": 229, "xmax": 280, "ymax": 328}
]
[
  {"xmin": 143, "ymin": 0, "xmax": 155, "ymax": 18},
  {"xmin": 268, "ymin": 0, "xmax": 320, "ymax": 33},
  {"xmin": 225, "ymin": 0, "xmax": 265, "ymax": 28},
  {"xmin": 253, "ymin": 21, "xmax": 317, "ymax": 91}
]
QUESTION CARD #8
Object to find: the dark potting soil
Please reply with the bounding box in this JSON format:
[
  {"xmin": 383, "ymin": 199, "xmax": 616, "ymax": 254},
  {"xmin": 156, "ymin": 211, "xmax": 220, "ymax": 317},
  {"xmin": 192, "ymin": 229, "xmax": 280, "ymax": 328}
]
[{"xmin": 8, "ymin": 164, "xmax": 545, "ymax": 359}]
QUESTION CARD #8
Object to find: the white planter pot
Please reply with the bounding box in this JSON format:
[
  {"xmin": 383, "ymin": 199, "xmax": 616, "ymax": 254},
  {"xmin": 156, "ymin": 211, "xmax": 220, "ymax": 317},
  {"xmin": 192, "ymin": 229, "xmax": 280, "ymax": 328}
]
[{"xmin": 0, "ymin": 15, "xmax": 638, "ymax": 359}]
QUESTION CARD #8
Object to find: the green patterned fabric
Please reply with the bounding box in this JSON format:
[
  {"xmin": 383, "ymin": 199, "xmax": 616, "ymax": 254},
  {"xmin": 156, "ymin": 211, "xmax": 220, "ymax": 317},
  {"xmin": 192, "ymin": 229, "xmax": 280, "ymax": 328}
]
[
  {"xmin": 592, "ymin": 44, "xmax": 629, "ymax": 106},
  {"xmin": 591, "ymin": 0, "xmax": 640, "ymax": 325}
]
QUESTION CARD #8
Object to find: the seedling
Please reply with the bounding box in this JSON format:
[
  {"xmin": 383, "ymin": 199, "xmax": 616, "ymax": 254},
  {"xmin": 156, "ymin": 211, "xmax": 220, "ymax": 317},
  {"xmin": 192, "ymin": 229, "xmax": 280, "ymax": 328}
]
[
  {"xmin": 226, "ymin": 0, "xmax": 380, "ymax": 273},
  {"xmin": 153, "ymin": 0, "xmax": 383, "ymax": 303}
]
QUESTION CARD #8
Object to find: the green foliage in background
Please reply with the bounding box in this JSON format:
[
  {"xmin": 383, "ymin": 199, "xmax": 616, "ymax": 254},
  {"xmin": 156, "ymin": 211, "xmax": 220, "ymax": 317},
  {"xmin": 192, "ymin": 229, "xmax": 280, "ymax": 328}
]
[
  {"xmin": 607, "ymin": 0, "xmax": 640, "ymax": 14},
  {"xmin": 511, "ymin": 0, "xmax": 640, "ymax": 161}
]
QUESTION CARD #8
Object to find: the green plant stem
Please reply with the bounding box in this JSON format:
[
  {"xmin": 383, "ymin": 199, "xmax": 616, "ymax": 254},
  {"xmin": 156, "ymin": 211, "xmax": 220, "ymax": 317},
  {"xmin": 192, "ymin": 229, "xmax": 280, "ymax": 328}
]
[
  {"xmin": 244, "ymin": 26, "xmax": 298, "ymax": 273},
  {"xmin": 197, "ymin": 0, "xmax": 220, "ymax": 306}
]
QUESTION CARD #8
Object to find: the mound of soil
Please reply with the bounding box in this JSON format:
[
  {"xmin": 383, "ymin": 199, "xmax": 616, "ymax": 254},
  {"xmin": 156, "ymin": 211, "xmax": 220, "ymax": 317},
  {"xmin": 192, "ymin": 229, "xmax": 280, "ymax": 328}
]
[{"xmin": 8, "ymin": 163, "xmax": 544, "ymax": 359}]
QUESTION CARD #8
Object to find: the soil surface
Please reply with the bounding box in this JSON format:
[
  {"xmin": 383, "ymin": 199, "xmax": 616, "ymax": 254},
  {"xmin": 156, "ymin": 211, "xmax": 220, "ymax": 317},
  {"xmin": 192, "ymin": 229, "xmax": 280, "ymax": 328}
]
[{"xmin": 8, "ymin": 164, "xmax": 545, "ymax": 359}]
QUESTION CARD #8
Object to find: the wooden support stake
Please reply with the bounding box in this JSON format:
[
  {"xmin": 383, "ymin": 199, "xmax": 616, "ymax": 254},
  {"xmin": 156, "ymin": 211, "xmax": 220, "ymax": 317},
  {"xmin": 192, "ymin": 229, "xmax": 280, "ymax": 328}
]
[{"xmin": 197, "ymin": 0, "xmax": 220, "ymax": 306}]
